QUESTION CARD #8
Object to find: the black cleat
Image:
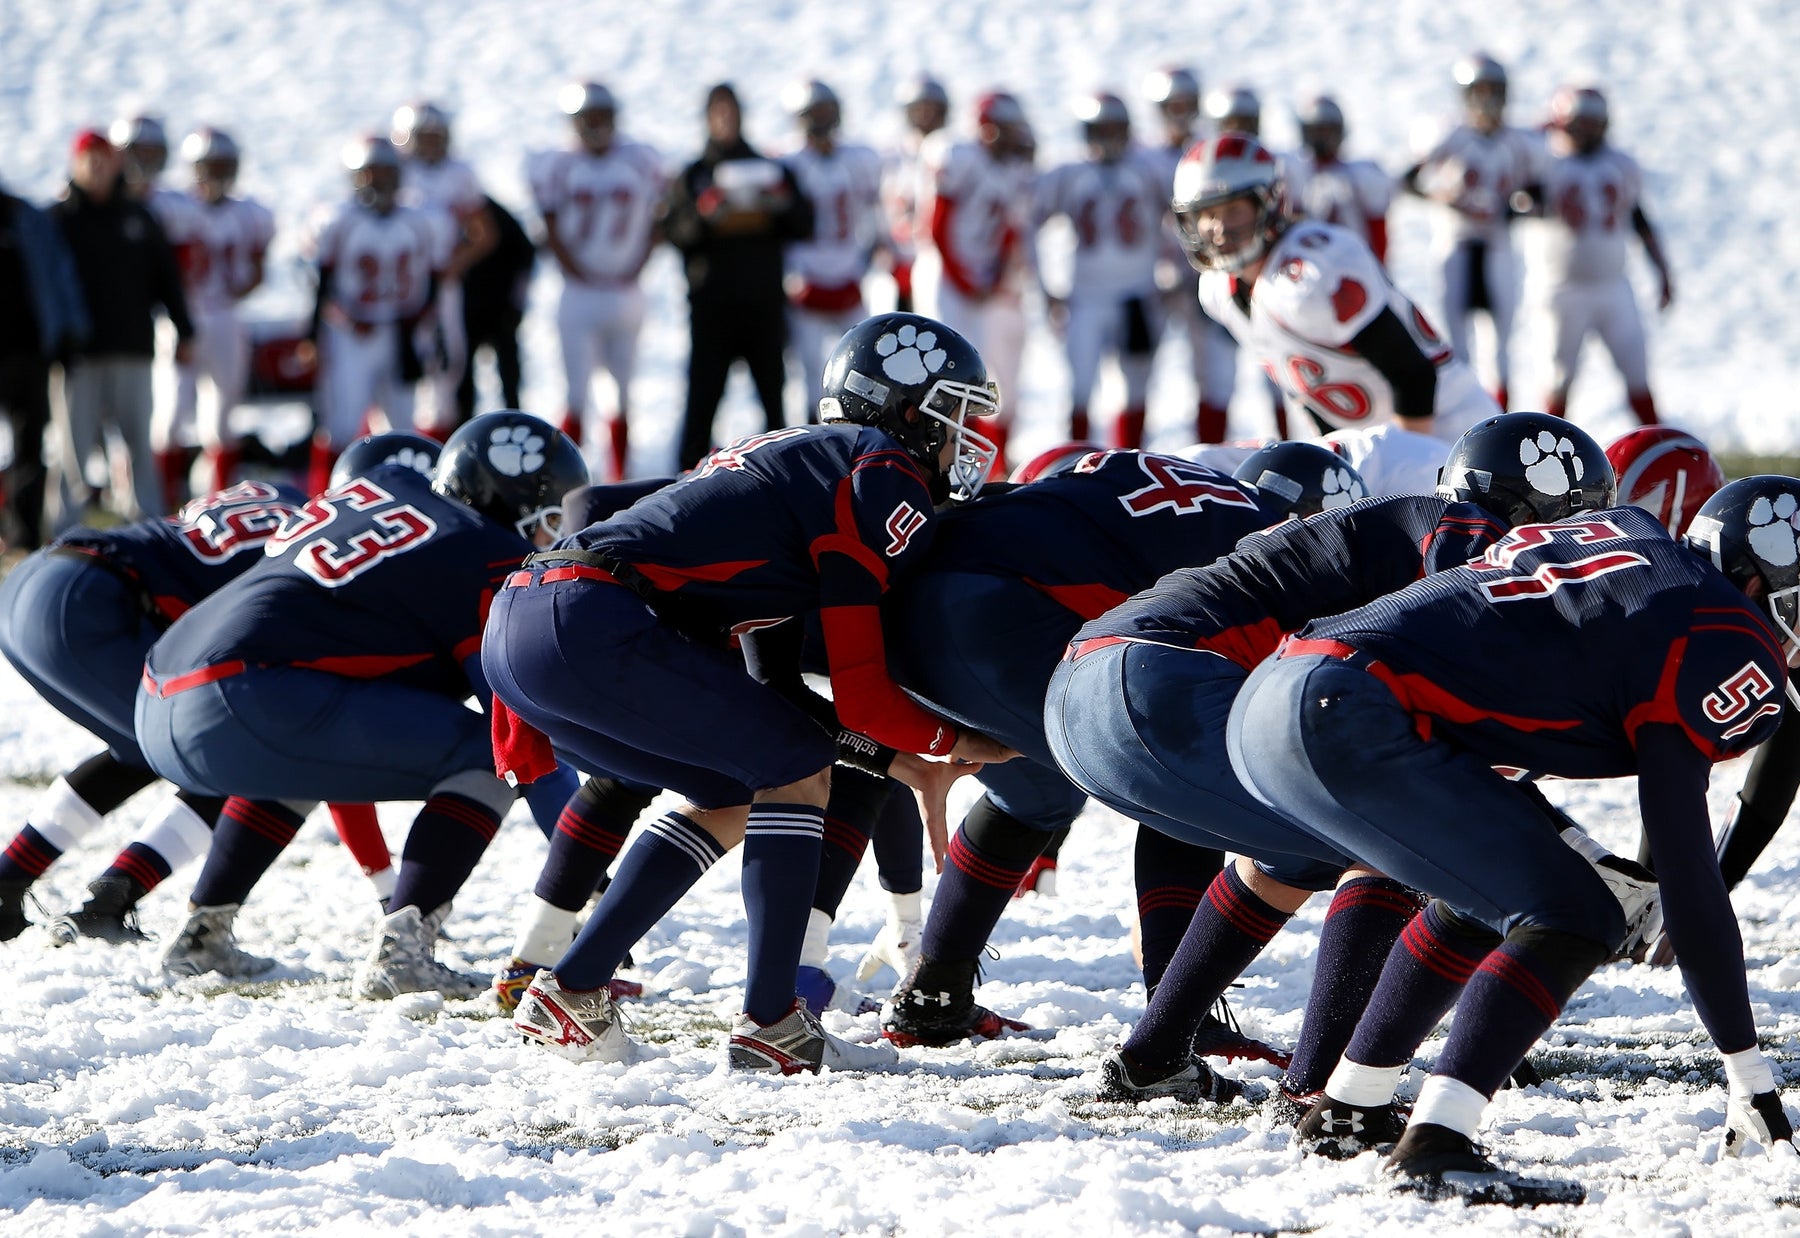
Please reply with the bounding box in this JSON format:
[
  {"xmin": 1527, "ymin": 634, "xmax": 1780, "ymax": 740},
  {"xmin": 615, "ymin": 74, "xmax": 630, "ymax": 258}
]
[
  {"xmin": 881, "ymin": 956, "xmax": 1030, "ymax": 1048},
  {"xmin": 0, "ymin": 879, "xmax": 29, "ymax": 942},
  {"xmin": 1096, "ymin": 1047, "xmax": 1243, "ymax": 1104},
  {"xmin": 1383, "ymin": 1122, "xmax": 1585, "ymax": 1206},
  {"xmin": 48, "ymin": 876, "xmax": 149, "ymax": 946},
  {"xmin": 1191, "ymin": 996, "xmax": 1292, "ymax": 1068},
  {"xmin": 1296, "ymin": 1092, "xmax": 1410, "ymax": 1158}
]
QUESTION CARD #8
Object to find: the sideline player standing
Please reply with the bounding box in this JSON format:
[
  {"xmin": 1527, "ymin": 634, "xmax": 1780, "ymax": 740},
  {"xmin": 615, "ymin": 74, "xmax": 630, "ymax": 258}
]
[
  {"xmin": 1289, "ymin": 97, "xmax": 1390, "ymax": 262},
  {"xmin": 529, "ymin": 83, "xmax": 664, "ymax": 480},
  {"xmin": 883, "ymin": 73, "xmax": 949, "ymax": 313}
]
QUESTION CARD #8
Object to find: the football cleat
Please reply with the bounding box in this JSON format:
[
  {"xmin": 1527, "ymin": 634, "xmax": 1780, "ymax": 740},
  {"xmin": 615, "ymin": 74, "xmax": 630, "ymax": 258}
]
[
  {"xmin": 795, "ymin": 964, "xmax": 880, "ymax": 1016},
  {"xmin": 1191, "ymin": 998, "xmax": 1292, "ymax": 1068},
  {"xmin": 1296, "ymin": 1092, "xmax": 1410, "ymax": 1158},
  {"xmin": 48, "ymin": 876, "xmax": 149, "ymax": 945},
  {"xmin": 353, "ymin": 903, "xmax": 484, "ymax": 1000},
  {"xmin": 513, "ymin": 969, "xmax": 636, "ymax": 1062},
  {"xmin": 881, "ymin": 956, "xmax": 1031, "ymax": 1047},
  {"xmin": 1383, "ymin": 1122, "xmax": 1585, "ymax": 1206},
  {"xmin": 1095, "ymin": 1047, "xmax": 1244, "ymax": 1105},
  {"xmin": 0, "ymin": 879, "xmax": 30, "ymax": 942},
  {"xmin": 727, "ymin": 998, "xmax": 899, "ymax": 1075},
  {"xmin": 495, "ymin": 957, "xmax": 642, "ymax": 1013},
  {"xmin": 162, "ymin": 904, "xmax": 276, "ymax": 978}
]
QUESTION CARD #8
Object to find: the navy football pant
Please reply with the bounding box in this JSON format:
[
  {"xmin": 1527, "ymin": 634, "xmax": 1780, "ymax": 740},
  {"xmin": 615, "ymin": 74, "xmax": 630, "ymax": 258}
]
[
  {"xmin": 1045, "ymin": 641, "xmax": 1348, "ymax": 889},
  {"xmin": 136, "ymin": 665, "xmax": 495, "ymax": 802},
  {"xmin": 1226, "ymin": 653, "xmax": 1625, "ymax": 945},
  {"xmin": 0, "ymin": 550, "xmax": 157, "ymax": 765},
  {"xmin": 483, "ymin": 576, "xmax": 834, "ymax": 809}
]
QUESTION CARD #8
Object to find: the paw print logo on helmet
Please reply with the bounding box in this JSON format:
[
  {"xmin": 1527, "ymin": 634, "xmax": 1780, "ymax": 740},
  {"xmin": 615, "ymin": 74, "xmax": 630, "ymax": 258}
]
[
  {"xmin": 1320, "ymin": 465, "xmax": 1366, "ymax": 510},
  {"xmin": 875, "ymin": 323, "xmax": 948, "ymax": 386},
  {"xmin": 1520, "ymin": 428, "xmax": 1585, "ymax": 496},
  {"xmin": 1686, "ymin": 476, "xmax": 1800, "ymax": 676},
  {"xmin": 1232, "ymin": 441, "xmax": 1367, "ymax": 519},
  {"xmin": 1439, "ymin": 412, "xmax": 1615, "ymax": 526},
  {"xmin": 328, "ymin": 430, "xmax": 442, "ymax": 490},
  {"xmin": 487, "ymin": 424, "xmax": 546, "ymax": 477},
  {"xmin": 1746, "ymin": 491, "xmax": 1800, "ymax": 571}
]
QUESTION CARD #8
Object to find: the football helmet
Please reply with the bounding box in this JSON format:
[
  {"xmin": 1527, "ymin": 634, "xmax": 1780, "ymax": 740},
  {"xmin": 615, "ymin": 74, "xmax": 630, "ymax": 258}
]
[
  {"xmin": 110, "ymin": 114, "xmax": 168, "ymax": 182},
  {"xmin": 1075, "ymin": 92, "xmax": 1131, "ymax": 161},
  {"xmin": 1437, "ymin": 412, "xmax": 1615, "ymax": 525},
  {"xmin": 1010, "ymin": 442, "xmax": 1102, "ymax": 484},
  {"xmin": 1605, "ymin": 426, "xmax": 1724, "ymax": 538},
  {"xmin": 1204, "ymin": 86, "xmax": 1261, "ymax": 136},
  {"xmin": 974, "ymin": 91, "xmax": 1029, "ymax": 156},
  {"xmin": 343, "ymin": 136, "xmax": 402, "ymax": 211},
  {"xmin": 1298, "ymin": 96, "xmax": 1346, "ymax": 162},
  {"xmin": 559, "ymin": 81, "xmax": 617, "ymax": 153},
  {"xmin": 183, "ymin": 127, "xmax": 240, "ymax": 201},
  {"xmin": 818, "ymin": 313, "xmax": 999, "ymax": 502},
  {"xmin": 896, "ymin": 73, "xmax": 949, "ymax": 134},
  {"xmin": 1454, "ymin": 52, "xmax": 1508, "ymax": 127},
  {"xmin": 330, "ymin": 431, "xmax": 443, "ymax": 490},
  {"xmin": 431, "ymin": 411, "xmax": 588, "ymax": 541},
  {"xmin": 784, "ymin": 79, "xmax": 842, "ymax": 138},
  {"xmin": 1685, "ymin": 477, "xmax": 1800, "ymax": 671},
  {"xmin": 1232, "ymin": 441, "xmax": 1368, "ymax": 518},
  {"xmin": 1171, "ymin": 133, "xmax": 1288, "ymax": 273},
  {"xmin": 1551, "ymin": 86, "xmax": 1609, "ymax": 155},
  {"xmin": 393, "ymin": 101, "xmax": 452, "ymax": 162},
  {"xmin": 1143, "ymin": 67, "xmax": 1201, "ymax": 125}
]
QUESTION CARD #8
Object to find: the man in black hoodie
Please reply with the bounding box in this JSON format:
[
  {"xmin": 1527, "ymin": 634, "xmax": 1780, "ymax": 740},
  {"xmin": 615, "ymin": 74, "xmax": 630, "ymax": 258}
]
[
  {"xmin": 47, "ymin": 130, "xmax": 193, "ymax": 528},
  {"xmin": 662, "ymin": 84, "xmax": 813, "ymax": 468}
]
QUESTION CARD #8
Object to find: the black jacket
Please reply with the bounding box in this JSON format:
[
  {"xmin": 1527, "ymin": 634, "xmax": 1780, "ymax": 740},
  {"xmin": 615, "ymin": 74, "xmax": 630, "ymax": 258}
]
[
  {"xmin": 661, "ymin": 137, "xmax": 812, "ymax": 306},
  {"xmin": 49, "ymin": 183, "xmax": 192, "ymax": 358}
]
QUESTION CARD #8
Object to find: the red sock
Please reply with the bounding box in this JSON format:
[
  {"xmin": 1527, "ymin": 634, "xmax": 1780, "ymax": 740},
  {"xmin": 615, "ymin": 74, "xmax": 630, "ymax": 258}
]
[
  {"xmin": 1545, "ymin": 393, "xmax": 1568, "ymax": 419},
  {"xmin": 1070, "ymin": 408, "xmax": 1090, "ymax": 441},
  {"xmin": 327, "ymin": 803, "xmax": 391, "ymax": 877},
  {"xmin": 1494, "ymin": 385, "xmax": 1510, "ymax": 412},
  {"xmin": 1628, "ymin": 390, "xmax": 1659, "ymax": 426},
  {"xmin": 157, "ymin": 449, "xmax": 189, "ymax": 509},
  {"xmin": 1112, "ymin": 407, "xmax": 1146, "ymax": 450},
  {"xmin": 607, "ymin": 416, "xmax": 629, "ymax": 483},
  {"xmin": 1197, "ymin": 402, "xmax": 1228, "ymax": 444},
  {"xmin": 206, "ymin": 445, "xmax": 240, "ymax": 495},
  {"xmin": 560, "ymin": 410, "xmax": 583, "ymax": 447}
]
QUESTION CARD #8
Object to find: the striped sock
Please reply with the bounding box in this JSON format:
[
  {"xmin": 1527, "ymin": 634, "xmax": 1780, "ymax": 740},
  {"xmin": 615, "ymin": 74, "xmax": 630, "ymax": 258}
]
[
  {"xmin": 0, "ymin": 772, "xmax": 113, "ymax": 883},
  {"xmin": 555, "ymin": 811, "xmax": 725, "ymax": 991},
  {"xmin": 388, "ymin": 793, "xmax": 503, "ymax": 916},
  {"xmin": 189, "ymin": 798, "xmax": 307, "ymax": 906},
  {"xmin": 742, "ymin": 802, "xmax": 825, "ymax": 1026},
  {"xmin": 919, "ymin": 796, "xmax": 1047, "ymax": 962},
  {"xmin": 0, "ymin": 825, "xmax": 63, "ymax": 883},
  {"xmin": 1134, "ymin": 825, "xmax": 1225, "ymax": 997},
  {"xmin": 99, "ymin": 842, "xmax": 172, "ymax": 902},
  {"xmin": 1124, "ymin": 862, "xmax": 1291, "ymax": 1071},
  {"xmin": 532, "ymin": 777, "xmax": 649, "ymax": 911},
  {"xmin": 1342, "ymin": 900, "xmax": 1499, "ymax": 1070}
]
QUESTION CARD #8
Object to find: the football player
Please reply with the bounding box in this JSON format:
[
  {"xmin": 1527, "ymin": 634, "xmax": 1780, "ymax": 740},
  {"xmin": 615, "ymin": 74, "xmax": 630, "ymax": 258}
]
[
  {"xmin": 1401, "ymin": 53, "xmax": 1544, "ymax": 409},
  {"xmin": 528, "ymin": 83, "xmax": 664, "ymax": 480},
  {"xmin": 1289, "ymin": 96, "xmax": 1390, "ymax": 262},
  {"xmin": 1524, "ymin": 87, "xmax": 1672, "ymax": 426},
  {"xmin": 494, "ymin": 314, "xmax": 1011, "ymax": 1073},
  {"xmin": 134, "ymin": 411, "xmax": 586, "ymax": 995},
  {"xmin": 1175, "ymin": 133, "xmax": 1498, "ymax": 442},
  {"xmin": 1032, "ymin": 93, "xmax": 1170, "ymax": 448},
  {"xmin": 780, "ymin": 80, "xmax": 890, "ymax": 416},
  {"xmin": 883, "ymin": 73, "xmax": 950, "ymax": 312},
  {"xmin": 1230, "ymin": 475, "xmax": 1798, "ymax": 1201}
]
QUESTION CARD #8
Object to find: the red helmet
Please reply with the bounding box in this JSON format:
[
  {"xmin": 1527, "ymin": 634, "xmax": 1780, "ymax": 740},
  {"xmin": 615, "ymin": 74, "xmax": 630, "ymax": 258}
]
[
  {"xmin": 1010, "ymin": 441, "xmax": 1103, "ymax": 484},
  {"xmin": 1605, "ymin": 426, "xmax": 1725, "ymax": 537}
]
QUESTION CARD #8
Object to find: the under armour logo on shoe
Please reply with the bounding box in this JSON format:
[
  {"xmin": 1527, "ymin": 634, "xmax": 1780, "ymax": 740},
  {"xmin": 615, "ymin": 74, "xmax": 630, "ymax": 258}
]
[{"xmin": 1319, "ymin": 1106, "xmax": 1366, "ymax": 1134}]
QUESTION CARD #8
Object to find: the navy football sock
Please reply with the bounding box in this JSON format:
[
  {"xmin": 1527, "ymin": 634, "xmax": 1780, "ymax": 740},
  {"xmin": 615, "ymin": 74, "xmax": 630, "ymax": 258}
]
[
  {"xmin": 1282, "ymin": 876, "xmax": 1426, "ymax": 1095},
  {"xmin": 555, "ymin": 811, "xmax": 724, "ymax": 991},
  {"xmin": 388, "ymin": 793, "xmax": 502, "ymax": 916},
  {"xmin": 0, "ymin": 826, "xmax": 60, "ymax": 883},
  {"xmin": 741, "ymin": 801, "xmax": 825, "ymax": 1026},
  {"xmin": 532, "ymin": 777, "xmax": 654, "ymax": 911},
  {"xmin": 1434, "ymin": 925, "xmax": 1609, "ymax": 1097},
  {"xmin": 1133, "ymin": 825, "xmax": 1224, "ymax": 997},
  {"xmin": 189, "ymin": 798, "xmax": 307, "ymax": 906},
  {"xmin": 1125, "ymin": 863, "xmax": 1290, "ymax": 1071},
  {"xmin": 918, "ymin": 795, "xmax": 1048, "ymax": 963},
  {"xmin": 811, "ymin": 766, "xmax": 885, "ymax": 916},
  {"xmin": 871, "ymin": 780, "xmax": 923, "ymax": 895},
  {"xmin": 1341, "ymin": 899, "xmax": 1500, "ymax": 1070},
  {"xmin": 101, "ymin": 842, "xmax": 173, "ymax": 903}
]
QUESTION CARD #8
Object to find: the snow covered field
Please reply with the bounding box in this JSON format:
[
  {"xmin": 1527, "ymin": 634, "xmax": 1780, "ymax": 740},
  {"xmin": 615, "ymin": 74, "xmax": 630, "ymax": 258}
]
[{"xmin": 4, "ymin": 0, "xmax": 1800, "ymax": 1233}]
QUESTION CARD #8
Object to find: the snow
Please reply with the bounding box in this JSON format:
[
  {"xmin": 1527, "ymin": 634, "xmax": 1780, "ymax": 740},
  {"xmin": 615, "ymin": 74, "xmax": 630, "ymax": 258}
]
[{"xmin": 2, "ymin": 0, "xmax": 1800, "ymax": 1233}]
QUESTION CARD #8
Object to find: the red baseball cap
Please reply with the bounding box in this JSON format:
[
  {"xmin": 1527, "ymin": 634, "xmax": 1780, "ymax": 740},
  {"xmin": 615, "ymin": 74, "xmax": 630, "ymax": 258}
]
[{"xmin": 70, "ymin": 129, "xmax": 113, "ymax": 158}]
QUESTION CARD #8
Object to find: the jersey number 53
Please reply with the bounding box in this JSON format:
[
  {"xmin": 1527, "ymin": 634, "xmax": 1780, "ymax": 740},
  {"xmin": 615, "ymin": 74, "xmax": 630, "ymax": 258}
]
[{"xmin": 266, "ymin": 479, "xmax": 438, "ymax": 588}]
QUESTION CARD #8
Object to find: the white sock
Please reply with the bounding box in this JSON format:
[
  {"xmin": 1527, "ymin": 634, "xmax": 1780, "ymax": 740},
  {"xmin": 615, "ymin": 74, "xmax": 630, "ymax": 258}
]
[
  {"xmin": 367, "ymin": 865, "xmax": 397, "ymax": 904},
  {"xmin": 512, "ymin": 896, "xmax": 580, "ymax": 965},
  {"xmin": 801, "ymin": 908, "xmax": 833, "ymax": 968},
  {"xmin": 887, "ymin": 889, "xmax": 923, "ymax": 929},
  {"xmin": 1409, "ymin": 1074, "xmax": 1490, "ymax": 1138},
  {"xmin": 1324, "ymin": 1059, "xmax": 1407, "ymax": 1107},
  {"xmin": 26, "ymin": 776, "xmax": 105, "ymax": 852},
  {"xmin": 129, "ymin": 796, "xmax": 214, "ymax": 872}
]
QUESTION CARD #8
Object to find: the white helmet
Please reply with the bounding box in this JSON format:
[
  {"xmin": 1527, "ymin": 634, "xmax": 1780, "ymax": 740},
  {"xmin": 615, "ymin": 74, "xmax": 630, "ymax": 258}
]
[
  {"xmin": 1171, "ymin": 133, "xmax": 1287, "ymax": 272},
  {"xmin": 1204, "ymin": 85, "xmax": 1261, "ymax": 135}
]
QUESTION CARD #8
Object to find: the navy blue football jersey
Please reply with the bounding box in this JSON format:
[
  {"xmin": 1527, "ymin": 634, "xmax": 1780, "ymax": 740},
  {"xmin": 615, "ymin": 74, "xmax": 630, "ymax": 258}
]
[
  {"xmin": 1297, "ymin": 505, "xmax": 1787, "ymax": 775},
  {"xmin": 922, "ymin": 450, "xmax": 1288, "ymax": 619},
  {"xmin": 146, "ymin": 466, "xmax": 529, "ymax": 699},
  {"xmin": 1078, "ymin": 495, "xmax": 1508, "ymax": 666},
  {"xmin": 54, "ymin": 480, "xmax": 306, "ymax": 623}
]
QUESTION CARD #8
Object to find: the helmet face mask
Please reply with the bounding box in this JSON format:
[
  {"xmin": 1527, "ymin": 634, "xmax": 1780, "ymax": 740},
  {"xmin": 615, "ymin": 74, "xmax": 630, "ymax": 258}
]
[{"xmin": 1172, "ymin": 134, "xmax": 1287, "ymax": 274}]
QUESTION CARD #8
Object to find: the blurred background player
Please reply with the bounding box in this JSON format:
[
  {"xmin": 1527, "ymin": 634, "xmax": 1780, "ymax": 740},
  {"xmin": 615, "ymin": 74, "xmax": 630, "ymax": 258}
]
[
  {"xmin": 1402, "ymin": 52, "xmax": 1544, "ymax": 409},
  {"xmin": 1144, "ymin": 66, "xmax": 1240, "ymax": 445},
  {"xmin": 663, "ymin": 83, "xmax": 813, "ymax": 469},
  {"xmin": 780, "ymin": 79, "xmax": 888, "ymax": 417},
  {"xmin": 883, "ymin": 73, "xmax": 949, "ymax": 313},
  {"xmin": 1032, "ymin": 92, "xmax": 1167, "ymax": 449},
  {"xmin": 913, "ymin": 90, "xmax": 1035, "ymax": 468},
  {"xmin": 48, "ymin": 129, "xmax": 193, "ymax": 528},
  {"xmin": 529, "ymin": 82, "xmax": 663, "ymax": 480},
  {"xmin": 1289, "ymin": 96, "xmax": 1390, "ymax": 263},
  {"xmin": 150, "ymin": 128, "xmax": 273, "ymax": 503},
  {"xmin": 304, "ymin": 136, "xmax": 448, "ymax": 494},
  {"xmin": 1525, "ymin": 86, "xmax": 1672, "ymax": 427},
  {"xmin": 453, "ymin": 187, "xmax": 535, "ymax": 421},
  {"xmin": 394, "ymin": 101, "xmax": 497, "ymax": 437}
]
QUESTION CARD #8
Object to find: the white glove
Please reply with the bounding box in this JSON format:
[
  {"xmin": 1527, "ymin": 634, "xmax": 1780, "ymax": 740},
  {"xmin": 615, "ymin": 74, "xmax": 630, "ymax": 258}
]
[
  {"xmin": 1559, "ymin": 826, "xmax": 1661, "ymax": 961},
  {"xmin": 1720, "ymin": 1048, "xmax": 1798, "ymax": 1159},
  {"xmin": 855, "ymin": 891, "xmax": 922, "ymax": 984}
]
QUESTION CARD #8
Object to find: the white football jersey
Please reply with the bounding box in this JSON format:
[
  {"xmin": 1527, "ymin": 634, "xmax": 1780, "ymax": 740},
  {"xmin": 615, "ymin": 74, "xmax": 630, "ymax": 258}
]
[
  {"xmin": 528, "ymin": 141, "xmax": 665, "ymax": 284},
  {"xmin": 146, "ymin": 185, "xmax": 205, "ymax": 249},
  {"xmin": 1291, "ymin": 155, "xmax": 1391, "ymax": 247},
  {"xmin": 882, "ymin": 134, "xmax": 931, "ymax": 261},
  {"xmin": 1177, "ymin": 424, "xmax": 1448, "ymax": 499},
  {"xmin": 919, "ymin": 136, "xmax": 1035, "ymax": 291},
  {"xmin": 186, "ymin": 194, "xmax": 275, "ymax": 314},
  {"xmin": 401, "ymin": 156, "xmax": 485, "ymax": 218},
  {"xmin": 1414, "ymin": 124, "xmax": 1543, "ymax": 247},
  {"xmin": 311, "ymin": 202, "xmax": 447, "ymax": 323},
  {"xmin": 1199, "ymin": 220, "xmax": 1492, "ymax": 440},
  {"xmin": 1033, "ymin": 148, "xmax": 1167, "ymax": 299},
  {"xmin": 782, "ymin": 142, "xmax": 887, "ymax": 291},
  {"xmin": 1534, "ymin": 147, "xmax": 1643, "ymax": 284}
]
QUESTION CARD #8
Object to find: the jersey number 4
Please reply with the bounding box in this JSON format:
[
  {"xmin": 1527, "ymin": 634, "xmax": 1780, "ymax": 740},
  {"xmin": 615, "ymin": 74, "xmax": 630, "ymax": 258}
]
[
  {"xmin": 1117, "ymin": 455, "xmax": 1258, "ymax": 517},
  {"xmin": 266, "ymin": 479, "xmax": 438, "ymax": 588},
  {"xmin": 1472, "ymin": 519, "xmax": 1649, "ymax": 602}
]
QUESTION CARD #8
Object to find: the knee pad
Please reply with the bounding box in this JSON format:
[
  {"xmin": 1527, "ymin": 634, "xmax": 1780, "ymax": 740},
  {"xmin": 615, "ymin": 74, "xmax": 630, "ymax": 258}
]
[
  {"xmin": 1430, "ymin": 900, "xmax": 1505, "ymax": 953},
  {"xmin": 430, "ymin": 769, "xmax": 516, "ymax": 817},
  {"xmin": 582, "ymin": 775, "xmax": 658, "ymax": 824},
  {"xmin": 960, "ymin": 793, "xmax": 1055, "ymax": 863},
  {"xmin": 1505, "ymin": 923, "xmax": 1612, "ymax": 995}
]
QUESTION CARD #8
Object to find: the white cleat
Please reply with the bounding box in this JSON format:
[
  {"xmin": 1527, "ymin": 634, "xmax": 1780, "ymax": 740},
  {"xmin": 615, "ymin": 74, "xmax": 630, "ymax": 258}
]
[
  {"xmin": 513, "ymin": 969, "xmax": 637, "ymax": 1063},
  {"xmin": 353, "ymin": 903, "xmax": 484, "ymax": 1000},
  {"xmin": 727, "ymin": 999, "xmax": 899, "ymax": 1074}
]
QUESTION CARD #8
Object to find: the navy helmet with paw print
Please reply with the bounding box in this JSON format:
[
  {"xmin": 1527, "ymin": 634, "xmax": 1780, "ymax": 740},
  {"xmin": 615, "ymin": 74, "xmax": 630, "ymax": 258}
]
[
  {"xmin": 432, "ymin": 410, "xmax": 588, "ymax": 541},
  {"xmin": 1685, "ymin": 476, "xmax": 1800, "ymax": 669},
  {"xmin": 1436, "ymin": 412, "xmax": 1615, "ymax": 526},
  {"xmin": 330, "ymin": 430, "xmax": 442, "ymax": 490},
  {"xmin": 1231, "ymin": 440, "xmax": 1368, "ymax": 518},
  {"xmin": 819, "ymin": 312, "xmax": 1000, "ymax": 501}
]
